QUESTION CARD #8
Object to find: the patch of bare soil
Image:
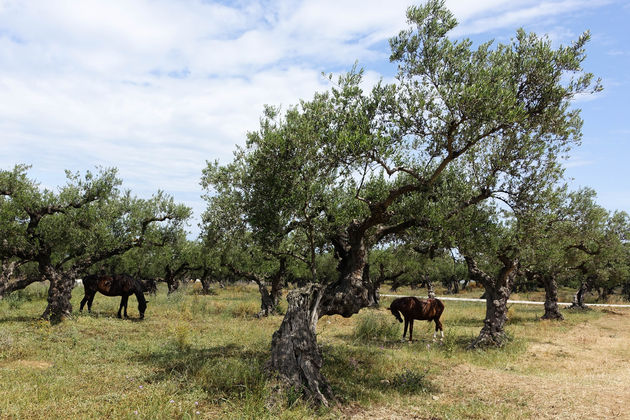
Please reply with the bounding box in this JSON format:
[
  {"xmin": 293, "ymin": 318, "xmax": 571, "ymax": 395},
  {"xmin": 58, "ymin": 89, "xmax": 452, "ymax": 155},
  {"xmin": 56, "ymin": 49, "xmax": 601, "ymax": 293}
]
[
  {"xmin": 439, "ymin": 309, "xmax": 630, "ymax": 419},
  {"xmin": 1, "ymin": 360, "xmax": 53, "ymax": 369}
]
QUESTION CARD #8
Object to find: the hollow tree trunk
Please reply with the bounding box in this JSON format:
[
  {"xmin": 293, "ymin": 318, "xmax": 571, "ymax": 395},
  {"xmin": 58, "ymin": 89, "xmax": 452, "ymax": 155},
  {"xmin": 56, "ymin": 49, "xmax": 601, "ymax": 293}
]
[
  {"xmin": 541, "ymin": 274, "xmax": 563, "ymax": 320},
  {"xmin": 268, "ymin": 284, "xmax": 332, "ymax": 406},
  {"xmin": 41, "ymin": 267, "xmax": 74, "ymax": 324}
]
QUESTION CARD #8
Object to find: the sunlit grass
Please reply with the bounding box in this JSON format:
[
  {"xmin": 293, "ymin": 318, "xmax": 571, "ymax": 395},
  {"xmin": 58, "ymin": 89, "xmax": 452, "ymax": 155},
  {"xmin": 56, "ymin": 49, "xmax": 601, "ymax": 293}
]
[{"xmin": 0, "ymin": 281, "xmax": 627, "ymax": 419}]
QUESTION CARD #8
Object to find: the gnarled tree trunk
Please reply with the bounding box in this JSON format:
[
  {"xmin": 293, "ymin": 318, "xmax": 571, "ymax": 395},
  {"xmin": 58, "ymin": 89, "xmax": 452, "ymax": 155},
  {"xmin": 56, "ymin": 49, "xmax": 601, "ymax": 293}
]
[
  {"xmin": 41, "ymin": 266, "xmax": 75, "ymax": 324},
  {"xmin": 541, "ymin": 274, "xmax": 564, "ymax": 320},
  {"xmin": 570, "ymin": 281, "xmax": 590, "ymax": 309},
  {"xmin": 269, "ymin": 226, "xmax": 374, "ymax": 405},
  {"xmin": 268, "ymin": 284, "xmax": 332, "ymax": 405},
  {"xmin": 465, "ymin": 255, "xmax": 518, "ymax": 348}
]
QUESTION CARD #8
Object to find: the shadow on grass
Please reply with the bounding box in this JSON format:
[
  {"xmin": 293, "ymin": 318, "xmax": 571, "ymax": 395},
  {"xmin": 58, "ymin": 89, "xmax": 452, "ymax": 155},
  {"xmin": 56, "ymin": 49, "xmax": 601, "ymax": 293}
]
[
  {"xmin": 0, "ymin": 315, "xmax": 42, "ymax": 323},
  {"xmin": 134, "ymin": 343, "xmax": 269, "ymax": 402},
  {"xmin": 321, "ymin": 343, "xmax": 439, "ymax": 402}
]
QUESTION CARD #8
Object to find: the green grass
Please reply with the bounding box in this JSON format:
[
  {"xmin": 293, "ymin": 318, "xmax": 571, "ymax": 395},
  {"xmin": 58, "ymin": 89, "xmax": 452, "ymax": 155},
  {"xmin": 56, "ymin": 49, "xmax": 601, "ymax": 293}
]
[{"xmin": 0, "ymin": 281, "xmax": 624, "ymax": 419}]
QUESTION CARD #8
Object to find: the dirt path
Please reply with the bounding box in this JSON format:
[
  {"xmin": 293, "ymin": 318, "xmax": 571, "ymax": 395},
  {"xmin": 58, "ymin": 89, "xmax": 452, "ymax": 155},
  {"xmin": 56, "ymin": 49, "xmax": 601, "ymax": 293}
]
[{"xmin": 438, "ymin": 309, "xmax": 630, "ymax": 419}]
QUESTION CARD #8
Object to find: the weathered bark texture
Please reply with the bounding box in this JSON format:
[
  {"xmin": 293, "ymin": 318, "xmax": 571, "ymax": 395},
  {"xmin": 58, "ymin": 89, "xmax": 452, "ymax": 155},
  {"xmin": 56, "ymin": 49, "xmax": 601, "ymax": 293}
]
[
  {"xmin": 465, "ymin": 255, "xmax": 518, "ymax": 348},
  {"xmin": 541, "ymin": 274, "xmax": 564, "ymax": 320},
  {"xmin": 425, "ymin": 276, "xmax": 436, "ymax": 299},
  {"xmin": 41, "ymin": 267, "xmax": 75, "ymax": 324},
  {"xmin": 569, "ymin": 281, "xmax": 590, "ymax": 310},
  {"xmin": 269, "ymin": 225, "xmax": 375, "ymax": 405},
  {"xmin": 268, "ymin": 284, "xmax": 332, "ymax": 406},
  {"xmin": 0, "ymin": 262, "xmax": 40, "ymax": 298},
  {"xmin": 256, "ymin": 280, "xmax": 281, "ymax": 317}
]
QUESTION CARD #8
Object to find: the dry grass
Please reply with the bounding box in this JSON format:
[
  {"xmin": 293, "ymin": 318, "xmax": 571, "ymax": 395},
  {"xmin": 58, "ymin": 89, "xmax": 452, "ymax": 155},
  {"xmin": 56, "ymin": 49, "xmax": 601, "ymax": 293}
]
[{"xmin": 1, "ymin": 283, "xmax": 629, "ymax": 419}]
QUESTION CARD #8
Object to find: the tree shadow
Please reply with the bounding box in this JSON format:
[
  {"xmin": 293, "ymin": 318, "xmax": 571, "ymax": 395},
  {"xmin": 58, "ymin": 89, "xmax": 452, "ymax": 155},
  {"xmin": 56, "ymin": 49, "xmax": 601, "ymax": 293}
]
[
  {"xmin": 134, "ymin": 343, "xmax": 268, "ymax": 387},
  {"xmin": 320, "ymin": 343, "xmax": 439, "ymax": 402},
  {"xmin": 0, "ymin": 315, "xmax": 42, "ymax": 323}
]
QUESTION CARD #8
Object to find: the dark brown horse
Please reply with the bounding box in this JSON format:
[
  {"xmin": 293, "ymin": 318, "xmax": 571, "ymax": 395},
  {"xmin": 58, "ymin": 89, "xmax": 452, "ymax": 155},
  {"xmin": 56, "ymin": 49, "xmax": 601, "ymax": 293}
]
[
  {"xmin": 79, "ymin": 274, "xmax": 148, "ymax": 319},
  {"xmin": 389, "ymin": 296, "xmax": 444, "ymax": 342}
]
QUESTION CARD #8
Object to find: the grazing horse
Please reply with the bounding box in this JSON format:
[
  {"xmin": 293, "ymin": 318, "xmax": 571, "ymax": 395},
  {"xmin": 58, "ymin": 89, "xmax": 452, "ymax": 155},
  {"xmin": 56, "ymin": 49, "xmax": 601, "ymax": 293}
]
[
  {"xmin": 80, "ymin": 274, "xmax": 148, "ymax": 319},
  {"xmin": 389, "ymin": 296, "xmax": 444, "ymax": 342}
]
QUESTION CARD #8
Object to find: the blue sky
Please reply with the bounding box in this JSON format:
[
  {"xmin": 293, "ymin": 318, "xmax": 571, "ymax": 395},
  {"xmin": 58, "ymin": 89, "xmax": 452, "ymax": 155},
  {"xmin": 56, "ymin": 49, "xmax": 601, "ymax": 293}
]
[{"xmin": 1, "ymin": 0, "xmax": 628, "ymax": 236}]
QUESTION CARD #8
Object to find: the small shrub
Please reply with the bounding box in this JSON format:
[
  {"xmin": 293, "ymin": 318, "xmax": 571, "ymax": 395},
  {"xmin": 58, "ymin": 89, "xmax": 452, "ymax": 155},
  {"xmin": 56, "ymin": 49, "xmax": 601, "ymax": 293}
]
[
  {"xmin": 440, "ymin": 329, "xmax": 457, "ymax": 357},
  {"xmin": 354, "ymin": 311, "xmax": 400, "ymax": 342},
  {"xmin": 391, "ymin": 368, "xmax": 433, "ymax": 394},
  {"xmin": 231, "ymin": 302, "xmax": 258, "ymax": 318},
  {"xmin": 171, "ymin": 325, "xmax": 192, "ymax": 351}
]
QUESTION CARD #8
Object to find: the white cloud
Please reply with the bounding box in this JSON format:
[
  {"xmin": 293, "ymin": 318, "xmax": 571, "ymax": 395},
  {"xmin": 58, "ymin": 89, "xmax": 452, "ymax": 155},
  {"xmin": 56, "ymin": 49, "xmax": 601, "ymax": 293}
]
[{"xmin": 0, "ymin": 0, "xmax": 621, "ymax": 235}]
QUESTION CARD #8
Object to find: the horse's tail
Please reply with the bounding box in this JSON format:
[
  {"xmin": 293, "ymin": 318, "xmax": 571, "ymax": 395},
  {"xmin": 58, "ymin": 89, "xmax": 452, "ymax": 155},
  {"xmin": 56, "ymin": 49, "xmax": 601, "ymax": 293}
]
[
  {"xmin": 389, "ymin": 299, "xmax": 403, "ymax": 323},
  {"xmin": 434, "ymin": 298, "xmax": 445, "ymax": 318},
  {"xmin": 432, "ymin": 298, "xmax": 445, "ymax": 332}
]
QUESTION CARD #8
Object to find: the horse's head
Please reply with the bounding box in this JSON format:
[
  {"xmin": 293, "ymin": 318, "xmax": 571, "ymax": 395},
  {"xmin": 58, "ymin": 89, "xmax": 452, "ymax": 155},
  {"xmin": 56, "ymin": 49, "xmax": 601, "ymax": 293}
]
[{"xmin": 138, "ymin": 298, "xmax": 148, "ymax": 319}]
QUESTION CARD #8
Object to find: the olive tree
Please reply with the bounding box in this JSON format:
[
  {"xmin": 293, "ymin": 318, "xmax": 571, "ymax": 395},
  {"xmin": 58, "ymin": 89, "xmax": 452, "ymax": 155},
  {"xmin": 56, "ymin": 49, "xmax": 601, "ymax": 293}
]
[
  {"xmin": 205, "ymin": 0, "xmax": 598, "ymax": 404},
  {"xmin": 0, "ymin": 165, "xmax": 190, "ymax": 323}
]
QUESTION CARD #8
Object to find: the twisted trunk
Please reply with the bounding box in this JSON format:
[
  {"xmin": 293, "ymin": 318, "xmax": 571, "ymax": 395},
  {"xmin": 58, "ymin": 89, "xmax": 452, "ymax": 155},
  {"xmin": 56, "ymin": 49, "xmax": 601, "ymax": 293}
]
[
  {"xmin": 570, "ymin": 281, "xmax": 590, "ymax": 309},
  {"xmin": 41, "ymin": 265, "xmax": 75, "ymax": 324},
  {"xmin": 465, "ymin": 255, "xmax": 518, "ymax": 348},
  {"xmin": 269, "ymin": 227, "xmax": 374, "ymax": 405},
  {"xmin": 268, "ymin": 284, "xmax": 331, "ymax": 405},
  {"xmin": 541, "ymin": 274, "xmax": 563, "ymax": 320},
  {"xmin": 256, "ymin": 280, "xmax": 282, "ymax": 317}
]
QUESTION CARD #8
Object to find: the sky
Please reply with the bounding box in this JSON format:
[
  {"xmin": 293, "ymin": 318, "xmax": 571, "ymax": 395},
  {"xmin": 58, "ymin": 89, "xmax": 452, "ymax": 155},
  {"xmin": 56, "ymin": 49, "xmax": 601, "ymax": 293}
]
[{"xmin": 1, "ymin": 0, "xmax": 629, "ymax": 237}]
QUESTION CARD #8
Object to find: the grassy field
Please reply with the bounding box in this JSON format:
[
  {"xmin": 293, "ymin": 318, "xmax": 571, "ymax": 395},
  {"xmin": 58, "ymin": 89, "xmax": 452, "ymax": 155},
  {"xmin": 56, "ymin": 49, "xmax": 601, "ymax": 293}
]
[{"xmin": 1, "ymin": 282, "xmax": 629, "ymax": 419}]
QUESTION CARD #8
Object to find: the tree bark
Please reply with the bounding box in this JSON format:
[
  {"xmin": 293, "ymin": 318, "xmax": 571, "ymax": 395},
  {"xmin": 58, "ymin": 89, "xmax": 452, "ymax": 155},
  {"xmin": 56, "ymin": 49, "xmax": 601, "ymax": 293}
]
[
  {"xmin": 465, "ymin": 255, "xmax": 518, "ymax": 348},
  {"xmin": 268, "ymin": 284, "xmax": 332, "ymax": 406},
  {"xmin": 0, "ymin": 261, "xmax": 41, "ymax": 298},
  {"xmin": 570, "ymin": 281, "xmax": 590, "ymax": 309},
  {"xmin": 41, "ymin": 266, "xmax": 74, "ymax": 324},
  {"xmin": 269, "ymin": 227, "xmax": 374, "ymax": 405},
  {"xmin": 256, "ymin": 280, "xmax": 280, "ymax": 317},
  {"xmin": 541, "ymin": 274, "xmax": 564, "ymax": 320}
]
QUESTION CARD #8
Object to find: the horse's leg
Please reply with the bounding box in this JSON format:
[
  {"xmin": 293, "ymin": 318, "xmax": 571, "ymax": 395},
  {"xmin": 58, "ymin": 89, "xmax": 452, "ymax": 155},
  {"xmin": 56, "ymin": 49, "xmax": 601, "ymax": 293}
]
[
  {"xmin": 87, "ymin": 292, "xmax": 96, "ymax": 312},
  {"xmin": 117, "ymin": 296, "xmax": 125, "ymax": 318},
  {"xmin": 409, "ymin": 319, "xmax": 414, "ymax": 342},
  {"xmin": 118, "ymin": 295, "xmax": 129, "ymax": 318},
  {"xmin": 80, "ymin": 293, "xmax": 88, "ymax": 312},
  {"xmin": 123, "ymin": 295, "xmax": 129, "ymax": 318},
  {"xmin": 437, "ymin": 318, "xmax": 444, "ymax": 341},
  {"xmin": 402, "ymin": 318, "xmax": 409, "ymax": 341}
]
